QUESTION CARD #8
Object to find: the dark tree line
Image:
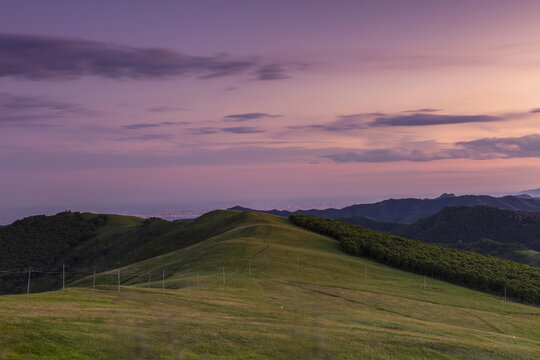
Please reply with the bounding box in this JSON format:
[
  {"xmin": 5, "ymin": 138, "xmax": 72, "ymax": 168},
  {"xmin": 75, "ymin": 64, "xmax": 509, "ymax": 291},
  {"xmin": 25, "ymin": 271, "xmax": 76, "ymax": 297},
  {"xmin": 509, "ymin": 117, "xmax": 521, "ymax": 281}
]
[{"xmin": 289, "ymin": 214, "xmax": 539, "ymax": 304}]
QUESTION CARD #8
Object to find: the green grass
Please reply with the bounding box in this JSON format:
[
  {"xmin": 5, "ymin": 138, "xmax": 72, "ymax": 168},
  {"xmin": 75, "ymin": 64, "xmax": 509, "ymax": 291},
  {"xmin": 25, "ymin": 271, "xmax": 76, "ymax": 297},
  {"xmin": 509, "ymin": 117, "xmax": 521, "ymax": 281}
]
[
  {"xmin": 513, "ymin": 249, "xmax": 540, "ymax": 267},
  {"xmin": 0, "ymin": 211, "xmax": 538, "ymax": 359}
]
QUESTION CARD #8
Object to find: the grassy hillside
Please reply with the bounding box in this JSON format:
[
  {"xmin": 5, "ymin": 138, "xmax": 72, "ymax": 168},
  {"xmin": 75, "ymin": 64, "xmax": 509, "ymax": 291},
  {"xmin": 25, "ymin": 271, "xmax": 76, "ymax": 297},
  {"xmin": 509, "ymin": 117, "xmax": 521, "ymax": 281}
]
[
  {"xmin": 290, "ymin": 214, "xmax": 539, "ymax": 304},
  {"xmin": 0, "ymin": 210, "xmax": 276, "ymax": 294},
  {"xmin": 0, "ymin": 211, "xmax": 539, "ymax": 359}
]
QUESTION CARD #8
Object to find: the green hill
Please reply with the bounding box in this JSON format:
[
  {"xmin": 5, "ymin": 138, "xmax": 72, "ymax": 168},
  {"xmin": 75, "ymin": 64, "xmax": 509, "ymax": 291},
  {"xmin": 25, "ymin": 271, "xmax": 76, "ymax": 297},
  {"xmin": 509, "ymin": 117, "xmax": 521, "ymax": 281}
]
[
  {"xmin": 0, "ymin": 210, "xmax": 539, "ymax": 359},
  {"xmin": 341, "ymin": 205, "xmax": 540, "ymax": 266},
  {"xmin": 290, "ymin": 214, "xmax": 539, "ymax": 304},
  {"xmin": 0, "ymin": 210, "xmax": 275, "ymax": 294}
]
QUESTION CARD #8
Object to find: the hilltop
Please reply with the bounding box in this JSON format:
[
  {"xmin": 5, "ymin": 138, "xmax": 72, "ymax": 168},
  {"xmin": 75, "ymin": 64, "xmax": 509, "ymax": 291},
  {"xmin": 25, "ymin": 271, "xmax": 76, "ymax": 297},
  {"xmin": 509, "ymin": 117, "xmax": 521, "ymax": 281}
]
[
  {"xmin": 0, "ymin": 210, "xmax": 270, "ymax": 294},
  {"xmin": 0, "ymin": 210, "xmax": 538, "ymax": 359}
]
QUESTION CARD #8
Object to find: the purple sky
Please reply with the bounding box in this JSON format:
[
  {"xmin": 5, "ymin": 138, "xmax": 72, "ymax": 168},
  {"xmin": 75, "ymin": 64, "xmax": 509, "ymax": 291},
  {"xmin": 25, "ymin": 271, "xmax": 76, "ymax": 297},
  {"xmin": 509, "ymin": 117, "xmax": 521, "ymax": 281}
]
[{"xmin": 1, "ymin": 0, "xmax": 540, "ymax": 214}]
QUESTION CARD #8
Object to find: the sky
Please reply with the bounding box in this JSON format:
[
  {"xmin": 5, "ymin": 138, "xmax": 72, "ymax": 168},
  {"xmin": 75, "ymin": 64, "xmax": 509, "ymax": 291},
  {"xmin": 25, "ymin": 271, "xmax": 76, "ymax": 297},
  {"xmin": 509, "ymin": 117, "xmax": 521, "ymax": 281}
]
[{"xmin": 1, "ymin": 0, "xmax": 540, "ymax": 216}]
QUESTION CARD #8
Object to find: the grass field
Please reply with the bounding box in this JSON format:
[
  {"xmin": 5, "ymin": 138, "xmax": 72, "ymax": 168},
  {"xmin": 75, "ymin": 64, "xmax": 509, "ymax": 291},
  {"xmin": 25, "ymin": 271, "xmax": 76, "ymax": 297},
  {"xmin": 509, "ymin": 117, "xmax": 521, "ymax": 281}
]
[{"xmin": 0, "ymin": 211, "xmax": 538, "ymax": 359}]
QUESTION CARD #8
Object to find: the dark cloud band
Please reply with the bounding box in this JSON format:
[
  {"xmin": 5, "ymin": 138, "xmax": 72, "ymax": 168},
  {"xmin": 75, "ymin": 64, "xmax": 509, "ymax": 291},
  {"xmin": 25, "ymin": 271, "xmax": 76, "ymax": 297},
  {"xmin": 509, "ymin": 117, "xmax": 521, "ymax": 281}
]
[
  {"xmin": 0, "ymin": 33, "xmax": 291, "ymax": 81},
  {"xmin": 224, "ymin": 112, "xmax": 282, "ymax": 121}
]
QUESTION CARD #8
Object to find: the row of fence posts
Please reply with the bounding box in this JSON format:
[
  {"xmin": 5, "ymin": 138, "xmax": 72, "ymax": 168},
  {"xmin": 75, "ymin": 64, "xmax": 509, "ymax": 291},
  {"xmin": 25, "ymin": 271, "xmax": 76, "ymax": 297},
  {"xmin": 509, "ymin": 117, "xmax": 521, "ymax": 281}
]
[
  {"xmin": 21, "ymin": 261, "xmax": 383, "ymax": 302},
  {"xmin": 20, "ymin": 253, "xmax": 298, "ymax": 301},
  {"xmin": 16, "ymin": 258, "xmax": 511, "ymax": 305}
]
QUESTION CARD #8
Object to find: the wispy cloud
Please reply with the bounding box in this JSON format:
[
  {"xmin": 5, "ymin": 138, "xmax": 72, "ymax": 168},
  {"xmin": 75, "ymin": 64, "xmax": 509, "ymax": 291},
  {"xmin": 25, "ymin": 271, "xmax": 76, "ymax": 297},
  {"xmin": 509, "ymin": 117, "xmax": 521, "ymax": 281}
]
[
  {"xmin": 325, "ymin": 148, "xmax": 441, "ymax": 163},
  {"xmin": 288, "ymin": 113, "xmax": 374, "ymax": 131},
  {"xmin": 224, "ymin": 112, "xmax": 282, "ymax": 122},
  {"xmin": 253, "ymin": 64, "xmax": 289, "ymax": 80},
  {"xmin": 222, "ymin": 126, "xmax": 265, "ymax": 134},
  {"xmin": 530, "ymin": 108, "xmax": 540, "ymax": 113},
  {"xmin": 123, "ymin": 121, "xmax": 189, "ymax": 130},
  {"xmin": 187, "ymin": 125, "xmax": 266, "ymax": 135},
  {"xmin": 0, "ymin": 33, "xmax": 294, "ymax": 81},
  {"xmin": 403, "ymin": 108, "xmax": 441, "ymax": 113},
  {"xmin": 147, "ymin": 106, "xmax": 189, "ymax": 113},
  {"xmin": 291, "ymin": 111, "xmax": 508, "ymax": 132},
  {"xmin": 325, "ymin": 134, "xmax": 540, "ymax": 163},
  {"xmin": 116, "ymin": 134, "xmax": 171, "ymax": 141},
  {"xmin": 186, "ymin": 127, "xmax": 220, "ymax": 135},
  {"xmin": 370, "ymin": 113, "xmax": 501, "ymax": 127},
  {"xmin": 0, "ymin": 92, "xmax": 89, "ymax": 124},
  {"xmin": 456, "ymin": 134, "xmax": 540, "ymax": 159}
]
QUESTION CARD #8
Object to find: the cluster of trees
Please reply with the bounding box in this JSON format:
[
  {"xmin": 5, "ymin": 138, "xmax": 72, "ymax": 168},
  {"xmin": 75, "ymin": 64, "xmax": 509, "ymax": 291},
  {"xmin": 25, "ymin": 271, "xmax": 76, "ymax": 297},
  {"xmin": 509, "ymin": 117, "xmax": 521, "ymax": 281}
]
[
  {"xmin": 0, "ymin": 211, "xmax": 108, "ymax": 294},
  {"xmin": 289, "ymin": 214, "xmax": 540, "ymax": 304}
]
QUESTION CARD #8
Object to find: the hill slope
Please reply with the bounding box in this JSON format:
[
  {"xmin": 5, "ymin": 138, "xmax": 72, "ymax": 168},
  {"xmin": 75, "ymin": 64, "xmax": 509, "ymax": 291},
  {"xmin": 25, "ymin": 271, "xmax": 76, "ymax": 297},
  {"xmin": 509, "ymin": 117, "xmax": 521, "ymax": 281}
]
[
  {"xmin": 290, "ymin": 214, "xmax": 539, "ymax": 304},
  {"xmin": 341, "ymin": 205, "xmax": 540, "ymax": 266},
  {"xmin": 231, "ymin": 194, "xmax": 540, "ymax": 223},
  {"xmin": 0, "ymin": 211, "xmax": 538, "ymax": 359},
  {"xmin": 0, "ymin": 210, "xmax": 274, "ymax": 294}
]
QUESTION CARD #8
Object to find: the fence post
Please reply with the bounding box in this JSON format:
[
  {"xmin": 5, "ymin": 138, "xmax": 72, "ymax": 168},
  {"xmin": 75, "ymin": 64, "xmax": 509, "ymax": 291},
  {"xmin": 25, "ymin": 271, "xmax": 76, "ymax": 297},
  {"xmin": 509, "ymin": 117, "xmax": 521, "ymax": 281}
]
[
  {"xmin": 162, "ymin": 269, "xmax": 165, "ymax": 290},
  {"xmin": 93, "ymin": 265, "xmax": 96, "ymax": 294},
  {"xmin": 296, "ymin": 256, "xmax": 299, "ymax": 271},
  {"xmin": 222, "ymin": 266, "xmax": 225, "ymax": 285},
  {"xmin": 117, "ymin": 269, "xmax": 120, "ymax": 293},
  {"xmin": 62, "ymin": 263, "xmax": 65, "ymax": 292},
  {"xmin": 249, "ymin": 260, "xmax": 251, "ymax": 276},
  {"xmin": 197, "ymin": 271, "xmax": 200, "ymax": 289},
  {"xmin": 26, "ymin": 267, "xmax": 31, "ymax": 302},
  {"xmin": 148, "ymin": 272, "xmax": 150, "ymax": 293}
]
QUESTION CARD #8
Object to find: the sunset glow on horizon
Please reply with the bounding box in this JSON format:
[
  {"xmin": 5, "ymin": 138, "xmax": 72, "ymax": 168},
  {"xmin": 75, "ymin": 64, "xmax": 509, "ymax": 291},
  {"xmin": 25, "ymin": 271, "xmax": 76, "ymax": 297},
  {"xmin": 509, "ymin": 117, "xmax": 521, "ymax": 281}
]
[{"xmin": 2, "ymin": 0, "xmax": 540, "ymax": 214}]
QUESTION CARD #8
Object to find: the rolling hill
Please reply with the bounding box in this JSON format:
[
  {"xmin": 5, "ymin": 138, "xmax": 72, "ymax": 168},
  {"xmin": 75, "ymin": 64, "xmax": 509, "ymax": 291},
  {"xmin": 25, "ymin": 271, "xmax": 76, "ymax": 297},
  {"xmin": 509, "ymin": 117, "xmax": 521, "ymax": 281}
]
[
  {"xmin": 341, "ymin": 205, "xmax": 540, "ymax": 266},
  {"xmin": 230, "ymin": 194, "xmax": 540, "ymax": 223},
  {"xmin": 0, "ymin": 210, "xmax": 538, "ymax": 359},
  {"xmin": 0, "ymin": 210, "xmax": 274, "ymax": 294}
]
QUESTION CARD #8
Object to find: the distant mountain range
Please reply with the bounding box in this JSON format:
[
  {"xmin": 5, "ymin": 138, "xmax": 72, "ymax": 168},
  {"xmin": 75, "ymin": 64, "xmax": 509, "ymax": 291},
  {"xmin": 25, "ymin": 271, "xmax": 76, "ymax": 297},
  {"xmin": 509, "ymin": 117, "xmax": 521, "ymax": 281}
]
[
  {"xmin": 518, "ymin": 188, "xmax": 540, "ymax": 197},
  {"xmin": 342, "ymin": 205, "xmax": 540, "ymax": 266},
  {"xmin": 230, "ymin": 194, "xmax": 540, "ymax": 223}
]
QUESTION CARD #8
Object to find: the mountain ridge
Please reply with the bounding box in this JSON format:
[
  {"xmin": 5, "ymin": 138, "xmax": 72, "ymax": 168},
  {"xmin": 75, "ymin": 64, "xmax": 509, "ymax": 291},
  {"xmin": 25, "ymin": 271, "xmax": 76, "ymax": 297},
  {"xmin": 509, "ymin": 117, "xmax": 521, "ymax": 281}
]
[
  {"xmin": 230, "ymin": 194, "xmax": 540, "ymax": 223},
  {"xmin": 341, "ymin": 205, "xmax": 540, "ymax": 266}
]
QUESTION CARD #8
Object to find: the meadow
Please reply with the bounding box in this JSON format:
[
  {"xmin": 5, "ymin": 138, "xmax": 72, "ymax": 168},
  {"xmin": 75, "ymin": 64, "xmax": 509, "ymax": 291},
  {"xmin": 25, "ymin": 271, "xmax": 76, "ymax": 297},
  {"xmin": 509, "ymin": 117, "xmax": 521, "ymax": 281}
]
[{"xmin": 0, "ymin": 212, "xmax": 538, "ymax": 359}]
